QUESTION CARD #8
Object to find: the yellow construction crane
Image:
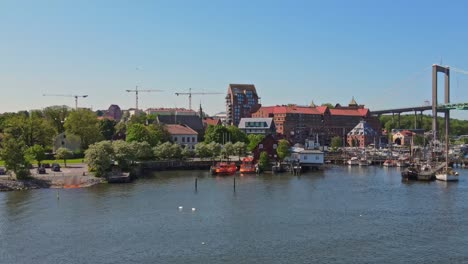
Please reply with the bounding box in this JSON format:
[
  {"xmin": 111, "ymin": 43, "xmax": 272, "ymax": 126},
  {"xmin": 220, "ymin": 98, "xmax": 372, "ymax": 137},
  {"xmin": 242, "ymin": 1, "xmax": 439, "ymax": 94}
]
[
  {"xmin": 175, "ymin": 88, "xmax": 222, "ymax": 110},
  {"xmin": 42, "ymin": 94, "xmax": 88, "ymax": 109},
  {"xmin": 126, "ymin": 86, "xmax": 164, "ymax": 113}
]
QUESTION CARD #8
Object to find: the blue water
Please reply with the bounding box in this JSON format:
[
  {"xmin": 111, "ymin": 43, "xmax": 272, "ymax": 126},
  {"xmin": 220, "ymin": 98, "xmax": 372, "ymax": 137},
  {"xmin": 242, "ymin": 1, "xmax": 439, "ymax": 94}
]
[{"xmin": 1, "ymin": 166, "xmax": 467, "ymax": 264}]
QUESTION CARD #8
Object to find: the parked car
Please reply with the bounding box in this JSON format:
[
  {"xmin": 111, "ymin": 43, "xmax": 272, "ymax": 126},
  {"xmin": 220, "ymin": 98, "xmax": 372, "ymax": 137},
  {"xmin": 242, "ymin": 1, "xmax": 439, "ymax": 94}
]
[
  {"xmin": 43, "ymin": 163, "xmax": 51, "ymax": 168},
  {"xmin": 51, "ymin": 163, "xmax": 61, "ymax": 172},
  {"xmin": 0, "ymin": 168, "xmax": 6, "ymax": 175},
  {"xmin": 37, "ymin": 166, "xmax": 46, "ymax": 174}
]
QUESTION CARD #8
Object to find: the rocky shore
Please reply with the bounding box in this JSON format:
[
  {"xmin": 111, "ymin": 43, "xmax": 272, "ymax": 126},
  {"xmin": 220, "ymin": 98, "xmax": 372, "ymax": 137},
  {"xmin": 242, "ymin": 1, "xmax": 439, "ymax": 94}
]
[{"xmin": 0, "ymin": 175, "xmax": 105, "ymax": 192}]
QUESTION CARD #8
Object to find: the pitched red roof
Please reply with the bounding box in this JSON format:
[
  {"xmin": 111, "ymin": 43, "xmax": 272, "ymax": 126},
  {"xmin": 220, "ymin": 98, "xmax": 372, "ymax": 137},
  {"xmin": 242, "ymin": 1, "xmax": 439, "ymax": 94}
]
[
  {"xmin": 166, "ymin": 124, "xmax": 198, "ymax": 135},
  {"xmin": 329, "ymin": 108, "xmax": 369, "ymax": 117},
  {"xmin": 203, "ymin": 117, "xmax": 221, "ymax": 126},
  {"xmin": 255, "ymin": 105, "xmax": 328, "ymax": 116}
]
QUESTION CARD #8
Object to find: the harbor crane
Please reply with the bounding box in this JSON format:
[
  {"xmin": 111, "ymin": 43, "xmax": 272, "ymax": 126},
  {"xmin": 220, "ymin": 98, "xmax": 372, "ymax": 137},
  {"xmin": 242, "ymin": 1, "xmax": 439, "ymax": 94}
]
[
  {"xmin": 175, "ymin": 88, "xmax": 222, "ymax": 110},
  {"xmin": 126, "ymin": 86, "xmax": 164, "ymax": 114},
  {"xmin": 42, "ymin": 94, "xmax": 88, "ymax": 109}
]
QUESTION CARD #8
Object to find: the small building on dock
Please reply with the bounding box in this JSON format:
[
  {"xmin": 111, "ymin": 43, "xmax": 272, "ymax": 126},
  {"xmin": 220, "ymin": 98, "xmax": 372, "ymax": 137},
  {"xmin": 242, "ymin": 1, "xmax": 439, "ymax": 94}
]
[{"xmin": 290, "ymin": 147, "xmax": 324, "ymax": 169}]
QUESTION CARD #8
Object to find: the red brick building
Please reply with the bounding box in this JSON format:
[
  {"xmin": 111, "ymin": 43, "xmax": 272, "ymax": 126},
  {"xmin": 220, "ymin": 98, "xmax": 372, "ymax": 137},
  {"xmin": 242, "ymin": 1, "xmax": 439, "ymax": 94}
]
[
  {"xmin": 225, "ymin": 84, "xmax": 261, "ymax": 126},
  {"xmin": 252, "ymin": 98, "xmax": 381, "ymax": 145},
  {"xmin": 346, "ymin": 121, "xmax": 378, "ymax": 148}
]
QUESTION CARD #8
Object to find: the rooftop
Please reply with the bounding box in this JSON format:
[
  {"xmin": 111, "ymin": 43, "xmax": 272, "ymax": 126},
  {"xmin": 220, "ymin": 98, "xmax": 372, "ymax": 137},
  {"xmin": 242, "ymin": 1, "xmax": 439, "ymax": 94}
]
[{"xmin": 166, "ymin": 124, "xmax": 198, "ymax": 135}]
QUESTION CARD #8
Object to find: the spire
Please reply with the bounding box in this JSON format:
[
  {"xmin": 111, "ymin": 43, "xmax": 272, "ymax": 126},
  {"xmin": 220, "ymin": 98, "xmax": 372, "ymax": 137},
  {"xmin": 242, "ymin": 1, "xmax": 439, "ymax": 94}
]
[
  {"xmin": 349, "ymin": 96, "xmax": 358, "ymax": 106},
  {"xmin": 198, "ymin": 102, "xmax": 203, "ymax": 118},
  {"xmin": 310, "ymin": 100, "xmax": 316, "ymax": 108}
]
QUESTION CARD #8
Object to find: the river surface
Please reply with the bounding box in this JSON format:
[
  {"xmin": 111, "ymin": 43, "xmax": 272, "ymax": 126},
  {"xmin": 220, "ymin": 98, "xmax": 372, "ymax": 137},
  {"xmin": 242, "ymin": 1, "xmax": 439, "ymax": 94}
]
[{"xmin": 1, "ymin": 166, "xmax": 468, "ymax": 264}]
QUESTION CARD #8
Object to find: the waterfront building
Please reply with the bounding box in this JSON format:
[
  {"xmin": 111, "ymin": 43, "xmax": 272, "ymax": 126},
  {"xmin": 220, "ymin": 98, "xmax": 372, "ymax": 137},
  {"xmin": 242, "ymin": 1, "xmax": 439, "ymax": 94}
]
[
  {"xmin": 392, "ymin": 130, "xmax": 415, "ymax": 146},
  {"xmin": 238, "ymin": 117, "xmax": 276, "ymax": 135},
  {"xmin": 346, "ymin": 121, "xmax": 378, "ymax": 148},
  {"xmin": 53, "ymin": 132, "xmax": 81, "ymax": 152},
  {"xmin": 157, "ymin": 114, "xmax": 205, "ymax": 140},
  {"xmin": 290, "ymin": 148, "xmax": 324, "ymax": 169},
  {"xmin": 166, "ymin": 124, "xmax": 198, "ymax": 150},
  {"xmin": 225, "ymin": 84, "xmax": 261, "ymax": 126},
  {"xmin": 252, "ymin": 98, "xmax": 381, "ymax": 146},
  {"xmin": 252, "ymin": 134, "xmax": 280, "ymax": 161}
]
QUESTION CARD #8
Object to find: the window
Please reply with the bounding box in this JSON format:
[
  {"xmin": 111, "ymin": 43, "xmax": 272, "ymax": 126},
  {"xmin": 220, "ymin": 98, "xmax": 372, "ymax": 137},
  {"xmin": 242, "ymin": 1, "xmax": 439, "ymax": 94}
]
[
  {"xmin": 303, "ymin": 155, "xmax": 307, "ymax": 160},
  {"xmin": 174, "ymin": 137, "xmax": 178, "ymax": 142},
  {"xmin": 259, "ymin": 144, "xmax": 263, "ymax": 149},
  {"xmin": 193, "ymin": 137, "xmax": 196, "ymax": 142},
  {"xmin": 182, "ymin": 137, "xmax": 185, "ymax": 143},
  {"xmin": 187, "ymin": 137, "xmax": 190, "ymax": 143}
]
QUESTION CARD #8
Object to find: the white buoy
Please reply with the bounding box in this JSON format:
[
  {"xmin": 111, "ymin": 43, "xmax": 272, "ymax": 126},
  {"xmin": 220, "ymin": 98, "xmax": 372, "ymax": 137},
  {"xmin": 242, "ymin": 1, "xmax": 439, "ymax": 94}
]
[
  {"xmin": 192, "ymin": 208, "xmax": 196, "ymax": 211},
  {"xmin": 201, "ymin": 242, "xmax": 205, "ymax": 245},
  {"xmin": 178, "ymin": 206, "xmax": 183, "ymax": 210},
  {"xmin": 359, "ymin": 214, "xmax": 363, "ymax": 217}
]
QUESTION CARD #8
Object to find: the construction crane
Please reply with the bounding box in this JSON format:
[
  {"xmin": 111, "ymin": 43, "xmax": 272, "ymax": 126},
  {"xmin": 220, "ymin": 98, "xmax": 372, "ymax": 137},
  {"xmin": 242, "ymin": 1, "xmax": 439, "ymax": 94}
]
[
  {"xmin": 175, "ymin": 88, "xmax": 223, "ymax": 110},
  {"xmin": 126, "ymin": 86, "xmax": 164, "ymax": 113},
  {"xmin": 42, "ymin": 94, "xmax": 88, "ymax": 109}
]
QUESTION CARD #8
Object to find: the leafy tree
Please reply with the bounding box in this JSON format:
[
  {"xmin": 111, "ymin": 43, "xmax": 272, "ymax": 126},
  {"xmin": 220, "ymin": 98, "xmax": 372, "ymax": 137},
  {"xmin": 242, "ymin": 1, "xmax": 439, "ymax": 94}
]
[
  {"xmin": 149, "ymin": 124, "xmax": 171, "ymax": 144},
  {"xmin": 247, "ymin": 134, "xmax": 265, "ymax": 152},
  {"xmin": 195, "ymin": 142, "xmax": 210, "ymax": 160},
  {"xmin": 43, "ymin": 105, "xmax": 70, "ymax": 134},
  {"xmin": 127, "ymin": 112, "xmax": 148, "ymax": 125},
  {"xmin": 153, "ymin": 142, "xmax": 174, "ymax": 160},
  {"xmin": 276, "ymin": 139, "xmax": 290, "ymax": 161},
  {"xmin": 126, "ymin": 123, "xmax": 149, "ymax": 143},
  {"xmin": 207, "ymin": 142, "xmax": 221, "ymax": 160},
  {"xmin": 226, "ymin": 126, "xmax": 248, "ymax": 143},
  {"xmin": 233, "ymin": 141, "xmax": 247, "ymax": 160},
  {"xmin": 84, "ymin": 141, "xmax": 113, "ymax": 177},
  {"xmin": 258, "ymin": 151, "xmax": 270, "ymax": 171},
  {"xmin": 131, "ymin": 141, "xmax": 154, "ymax": 160},
  {"xmin": 204, "ymin": 125, "xmax": 229, "ymax": 144},
  {"xmin": 99, "ymin": 119, "xmax": 116, "ymax": 140},
  {"xmin": 221, "ymin": 142, "xmax": 235, "ymax": 159},
  {"xmin": 0, "ymin": 136, "xmax": 31, "ymax": 179},
  {"xmin": 55, "ymin": 147, "xmax": 73, "ymax": 167},
  {"xmin": 181, "ymin": 146, "xmax": 193, "ymax": 160},
  {"xmin": 112, "ymin": 140, "xmax": 135, "ymax": 170},
  {"xmin": 170, "ymin": 143, "xmax": 183, "ymax": 160},
  {"xmin": 3, "ymin": 113, "xmax": 55, "ymax": 148},
  {"xmin": 27, "ymin": 144, "xmax": 46, "ymax": 166},
  {"xmin": 330, "ymin": 136, "xmax": 342, "ymax": 148},
  {"xmin": 64, "ymin": 109, "xmax": 102, "ymax": 150}
]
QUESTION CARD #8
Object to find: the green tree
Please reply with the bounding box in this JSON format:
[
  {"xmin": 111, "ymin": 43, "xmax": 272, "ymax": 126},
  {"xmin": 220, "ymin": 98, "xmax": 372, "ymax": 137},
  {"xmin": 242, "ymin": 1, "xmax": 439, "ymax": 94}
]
[
  {"xmin": 148, "ymin": 124, "xmax": 171, "ymax": 144},
  {"xmin": 99, "ymin": 119, "xmax": 116, "ymax": 140},
  {"xmin": 3, "ymin": 113, "xmax": 55, "ymax": 148},
  {"xmin": 55, "ymin": 147, "xmax": 73, "ymax": 167},
  {"xmin": 181, "ymin": 146, "xmax": 193, "ymax": 160},
  {"xmin": 276, "ymin": 139, "xmax": 290, "ymax": 161},
  {"xmin": 233, "ymin": 141, "xmax": 247, "ymax": 160},
  {"xmin": 207, "ymin": 142, "xmax": 221, "ymax": 160},
  {"xmin": 258, "ymin": 151, "xmax": 270, "ymax": 172},
  {"xmin": 247, "ymin": 134, "xmax": 265, "ymax": 152},
  {"xmin": 84, "ymin": 141, "xmax": 113, "ymax": 177},
  {"xmin": 226, "ymin": 126, "xmax": 248, "ymax": 143},
  {"xmin": 0, "ymin": 136, "xmax": 31, "ymax": 179},
  {"xmin": 64, "ymin": 109, "xmax": 102, "ymax": 150},
  {"xmin": 221, "ymin": 142, "xmax": 235, "ymax": 159},
  {"xmin": 170, "ymin": 143, "xmax": 183, "ymax": 160},
  {"xmin": 330, "ymin": 136, "xmax": 342, "ymax": 148},
  {"xmin": 112, "ymin": 140, "xmax": 136, "ymax": 170},
  {"xmin": 131, "ymin": 141, "xmax": 154, "ymax": 160},
  {"xmin": 126, "ymin": 123, "xmax": 149, "ymax": 143},
  {"xmin": 26, "ymin": 144, "xmax": 46, "ymax": 166},
  {"xmin": 204, "ymin": 125, "xmax": 229, "ymax": 144},
  {"xmin": 153, "ymin": 142, "xmax": 173, "ymax": 160},
  {"xmin": 43, "ymin": 105, "xmax": 70, "ymax": 134},
  {"xmin": 195, "ymin": 142, "xmax": 210, "ymax": 160},
  {"xmin": 321, "ymin": 103, "xmax": 335, "ymax": 108}
]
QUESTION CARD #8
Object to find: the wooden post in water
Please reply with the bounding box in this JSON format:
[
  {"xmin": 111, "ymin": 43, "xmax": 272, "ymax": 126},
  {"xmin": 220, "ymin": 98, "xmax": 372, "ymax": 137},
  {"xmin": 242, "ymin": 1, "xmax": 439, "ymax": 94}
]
[
  {"xmin": 233, "ymin": 177, "xmax": 236, "ymax": 192},
  {"xmin": 195, "ymin": 177, "xmax": 198, "ymax": 191}
]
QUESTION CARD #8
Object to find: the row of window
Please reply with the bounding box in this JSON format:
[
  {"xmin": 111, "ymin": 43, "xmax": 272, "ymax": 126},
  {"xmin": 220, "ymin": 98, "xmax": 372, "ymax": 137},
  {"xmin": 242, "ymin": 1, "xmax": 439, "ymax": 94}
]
[{"xmin": 173, "ymin": 136, "xmax": 196, "ymax": 143}]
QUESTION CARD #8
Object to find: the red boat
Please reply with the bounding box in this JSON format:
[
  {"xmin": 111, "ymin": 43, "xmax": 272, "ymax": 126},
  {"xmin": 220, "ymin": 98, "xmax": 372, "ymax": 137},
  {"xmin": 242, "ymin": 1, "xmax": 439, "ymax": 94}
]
[
  {"xmin": 239, "ymin": 157, "xmax": 257, "ymax": 174},
  {"xmin": 210, "ymin": 162, "xmax": 237, "ymax": 175}
]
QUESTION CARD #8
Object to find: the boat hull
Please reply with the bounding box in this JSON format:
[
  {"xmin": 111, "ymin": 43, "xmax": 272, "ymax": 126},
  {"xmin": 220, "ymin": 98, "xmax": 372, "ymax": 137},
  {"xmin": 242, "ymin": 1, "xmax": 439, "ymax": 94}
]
[{"xmin": 435, "ymin": 173, "xmax": 459, "ymax": 181}]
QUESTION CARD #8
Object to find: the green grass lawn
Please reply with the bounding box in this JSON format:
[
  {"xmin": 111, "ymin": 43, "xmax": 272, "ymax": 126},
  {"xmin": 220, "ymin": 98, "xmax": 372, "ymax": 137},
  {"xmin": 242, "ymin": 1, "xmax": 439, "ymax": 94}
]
[{"xmin": 0, "ymin": 158, "xmax": 84, "ymax": 167}]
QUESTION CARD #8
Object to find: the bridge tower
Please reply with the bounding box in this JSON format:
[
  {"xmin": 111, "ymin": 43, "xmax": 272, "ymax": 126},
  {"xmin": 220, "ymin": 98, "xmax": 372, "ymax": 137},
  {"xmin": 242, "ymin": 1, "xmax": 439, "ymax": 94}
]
[{"xmin": 432, "ymin": 64, "xmax": 450, "ymax": 142}]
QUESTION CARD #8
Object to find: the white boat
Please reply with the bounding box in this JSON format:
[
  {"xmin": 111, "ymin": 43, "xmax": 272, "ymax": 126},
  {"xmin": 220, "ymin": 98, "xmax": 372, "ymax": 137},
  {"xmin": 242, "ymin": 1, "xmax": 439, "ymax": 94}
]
[
  {"xmin": 435, "ymin": 168, "xmax": 459, "ymax": 182},
  {"xmin": 347, "ymin": 157, "xmax": 359, "ymax": 166},
  {"xmin": 359, "ymin": 158, "xmax": 372, "ymax": 166},
  {"xmin": 383, "ymin": 159, "xmax": 396, "ymax": 167}
]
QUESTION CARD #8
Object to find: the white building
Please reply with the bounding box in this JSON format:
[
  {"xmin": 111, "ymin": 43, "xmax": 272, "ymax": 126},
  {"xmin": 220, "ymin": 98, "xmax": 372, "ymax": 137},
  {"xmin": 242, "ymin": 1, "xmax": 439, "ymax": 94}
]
[
  {"xmin": 290, "ymin": 148, "xmax": 324, "ymax": 169},
  {"xmin": 238, "ymin": 118, "xmax": 276, "ymax": 135},
  {"xmin": 166, "ymin": 124, "xmax": 198, "ymax": 150}
]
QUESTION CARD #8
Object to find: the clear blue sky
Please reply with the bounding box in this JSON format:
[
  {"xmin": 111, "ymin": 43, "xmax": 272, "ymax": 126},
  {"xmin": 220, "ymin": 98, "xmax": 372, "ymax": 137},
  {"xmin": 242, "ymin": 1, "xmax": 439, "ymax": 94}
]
[{"xmin": 1, "ymin": 0, "xmax": 468, "ymax": 119}]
